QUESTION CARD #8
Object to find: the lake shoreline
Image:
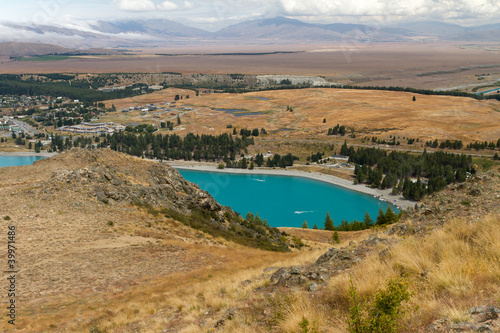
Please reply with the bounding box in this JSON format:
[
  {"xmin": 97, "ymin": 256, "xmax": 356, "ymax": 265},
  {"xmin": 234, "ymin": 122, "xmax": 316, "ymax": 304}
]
[
  {"xmin": 0, "ymin": 152, "xmax": 414, "ymax": 210},
  {"xmin": 165, "ymin": 161, "xmax": 415, "ymax": 210}
]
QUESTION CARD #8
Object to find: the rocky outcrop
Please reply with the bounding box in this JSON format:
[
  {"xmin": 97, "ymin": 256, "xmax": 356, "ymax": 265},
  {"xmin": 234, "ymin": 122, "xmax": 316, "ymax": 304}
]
[
  {"xmin": 427, "ymin": 305, "xmax": 500, "ymax": 332},
  {"xmin": 49, "ymin": 162, "xmax": 224, "ymax": 217},
  {"xmin": 39, "ymin": 149, "xmax": 289, "ymax": 251},
  {"xmin": 387, "ymin": 171, "xmax": 500, "ymax": 238},
  {"xmin": 266, "ymin": 234, "xmax": 396, "ymax": 290}
]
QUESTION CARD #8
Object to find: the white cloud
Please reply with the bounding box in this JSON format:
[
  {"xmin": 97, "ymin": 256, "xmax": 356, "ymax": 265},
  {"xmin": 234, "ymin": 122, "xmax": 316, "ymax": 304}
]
[
  {"xmin": 157, "ymin": 1, "xmax": 178, "ymax": 10},
  {"xmin": 2, "ymin": 0, "xmax": 500, "ymax": 29},
  {"xmin": 114, "ymin": 0, "xmax": 195, "ymax": 12},
  {"xmin": 157, "ymin": 0, "xmax": 194, "ymax": 10},
  {"xmin": 182, "ymin": 1, "xmax": 195, "ymax": 10},
  {"xmin": 113, "ymin": 0, "xmax": 156, "ymax": 12},
  {"xmin": 277, "ymin": 0, "xmax": 500, "ymax": 24}
]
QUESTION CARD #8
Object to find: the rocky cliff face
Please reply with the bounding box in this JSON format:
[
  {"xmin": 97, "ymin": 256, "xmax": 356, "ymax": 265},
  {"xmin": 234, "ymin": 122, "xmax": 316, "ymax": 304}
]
[{"xmin": 48, "ymin": 158, "xmax": 223, "ymax": 215}]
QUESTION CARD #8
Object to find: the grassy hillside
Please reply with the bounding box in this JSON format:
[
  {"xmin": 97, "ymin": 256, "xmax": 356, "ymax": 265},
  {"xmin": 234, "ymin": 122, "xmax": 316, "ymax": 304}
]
[{"xmin": 0, "ymin": 150, "xmax": 498, "ymax": 332}]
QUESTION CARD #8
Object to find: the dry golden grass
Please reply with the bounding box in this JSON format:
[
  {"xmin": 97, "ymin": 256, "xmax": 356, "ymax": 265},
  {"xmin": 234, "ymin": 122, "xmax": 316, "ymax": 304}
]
[
  {"xmin": 289, "ymin": 165, "xmax": 355, "ymax": 181},
  {"xmin": 3, "ymin": 207, "xmax": 498, "ymax": 332},
  {"xmin": 110, "ymin": 246, "xmax": 327, "ymax": 332},
  {"xmin": 100, "ymin": 87, "xmax": 500, "ymax": 144},
  {"xmin": 2, "ymin": 238, "xmax": 326, "ymax": 332},
  {"xmin": 279, "ymin": 227, "xmax": 372, "ymax": 245},
  {"xmin": 325, "ymin": 213, "xmax": 500, "ymax": 330}
]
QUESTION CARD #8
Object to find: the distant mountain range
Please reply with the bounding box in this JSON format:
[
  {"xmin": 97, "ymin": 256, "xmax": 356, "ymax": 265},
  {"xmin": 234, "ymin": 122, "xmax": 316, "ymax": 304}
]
[{"xmin": 0, "ymin": 17, "xmax": 499, "ymax": 55}]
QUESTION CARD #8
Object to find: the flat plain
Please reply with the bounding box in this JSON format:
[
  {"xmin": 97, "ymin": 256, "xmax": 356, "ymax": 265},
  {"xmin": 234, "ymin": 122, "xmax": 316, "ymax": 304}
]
[{"xmin": 1, "ymin": 43, "xmax": 500, "ymax": 91}]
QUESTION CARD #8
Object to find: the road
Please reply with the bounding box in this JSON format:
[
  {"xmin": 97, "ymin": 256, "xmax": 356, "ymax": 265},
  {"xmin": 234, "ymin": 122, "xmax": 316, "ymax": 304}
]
[{"xmin": 11, "ymin": 119, "xmax": 39, "ymax": 135}]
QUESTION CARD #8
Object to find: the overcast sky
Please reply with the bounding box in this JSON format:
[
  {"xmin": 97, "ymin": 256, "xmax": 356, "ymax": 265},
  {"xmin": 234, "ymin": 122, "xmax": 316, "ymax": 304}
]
[{"xmin": 0, "ymin": 0, "xmax": 499, "ymax": 31}]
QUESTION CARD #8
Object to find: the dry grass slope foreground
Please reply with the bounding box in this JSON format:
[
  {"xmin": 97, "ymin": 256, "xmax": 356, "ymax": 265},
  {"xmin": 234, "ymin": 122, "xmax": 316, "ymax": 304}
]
[{"xmin": 0, "ymin": 149, "xmax": 498, "ymax": 332}]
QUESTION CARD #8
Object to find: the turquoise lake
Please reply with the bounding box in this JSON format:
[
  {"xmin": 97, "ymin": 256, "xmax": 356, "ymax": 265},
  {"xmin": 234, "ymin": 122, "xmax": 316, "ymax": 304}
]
[
  {"xmin": 178, "ymin": 169, "xmax": 397, "ymax": 228},
  {"xmin": 0, "ymin": 155, "xmax": 46, "ymax": 168},
  {"xmin": 0, "ymin": 155, "xmax": 397, "ymax": 228}
]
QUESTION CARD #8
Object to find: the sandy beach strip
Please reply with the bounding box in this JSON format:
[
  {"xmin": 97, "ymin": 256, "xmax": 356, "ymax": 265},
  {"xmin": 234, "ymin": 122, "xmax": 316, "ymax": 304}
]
[{"xmin": 165, "ymin": 161, "xmax": 415, "ymax": 210}]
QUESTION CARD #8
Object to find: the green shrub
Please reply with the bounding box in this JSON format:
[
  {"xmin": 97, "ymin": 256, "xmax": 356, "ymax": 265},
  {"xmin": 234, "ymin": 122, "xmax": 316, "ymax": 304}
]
[
  {"xmin": 299, "ymin": 315, "xmax": 319, "ymax": 333},
  {"xmin": 267, "ymin": 293, "xmax": 296, "ymax": 326},
  {"xmin": 348, "ymin": 277, "xmax": 411, "ymax": 333},
  {"xmin": 291, "ymin": 236, "xmax": 305, "ymax": 249},
  {"xmin": 332, "ymin": 231, "xmax": 340, "ymax": 244}
]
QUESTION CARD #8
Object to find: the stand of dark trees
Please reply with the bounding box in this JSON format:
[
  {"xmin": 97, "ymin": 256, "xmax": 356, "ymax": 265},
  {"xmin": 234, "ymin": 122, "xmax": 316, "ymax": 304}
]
[
  {"xmin": 52, "ymin": 132, "xmax": 255, "ymax": 162},
  {"xmin": 424, "ymin": 138, "xmax": 500, "ymax": 151},
  {"xmin": 466, "ymin": 139, "xmax": 500, "ymax": 151},
  {"xmin": 50, "ymin": 128, "xmax": 298, "ymax": 169},
  {"xmin": 0, "ymin": 75, "xmax": 149, "ymax": 103},
  {"xmin": 425, "ymin": 139, "xmax": 464, "ymax": 149},
  {"xmin": 340, "ymin": 141, "xmax": 474, "ymax": 201},
  {"xmin": 164, "ymin": 83, "xmax": 500, "ymax": 101},
  {"xmin": 338, "ymin": 84, "xmax": 500, "ymax": 101},
  {"xmin": 265, "ymin": 153, "xmax": 298, "ymax": 168},
  {"xmin": 327, "ymin": 124, "xmax": 347, "ymax": 136},
  {"xmin": 332, "ymin": 207, "xmax": 400, "ymax": 231}
]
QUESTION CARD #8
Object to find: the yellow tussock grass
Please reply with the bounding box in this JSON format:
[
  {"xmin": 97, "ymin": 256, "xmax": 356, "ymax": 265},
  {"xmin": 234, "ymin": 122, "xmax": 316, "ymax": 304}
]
[{"xmin": 326, "ymin": 214, "xmax": 500, "ymax": 330}]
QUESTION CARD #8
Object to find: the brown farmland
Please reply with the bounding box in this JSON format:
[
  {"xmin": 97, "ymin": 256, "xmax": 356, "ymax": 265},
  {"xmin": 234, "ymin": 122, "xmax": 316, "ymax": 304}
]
[{"xmin": 1, "ymin": 43, "xmax": 500, "ymax": 90}]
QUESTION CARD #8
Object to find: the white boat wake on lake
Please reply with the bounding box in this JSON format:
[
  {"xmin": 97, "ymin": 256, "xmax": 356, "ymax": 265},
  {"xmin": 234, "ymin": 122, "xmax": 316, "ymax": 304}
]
[
  {"xmin": 294, "ymin": 210, "xmax": 314, "ymax": 214},
  {"xmin": 253, "ymin": 179, "xmax": 266, "ymax": 182}
]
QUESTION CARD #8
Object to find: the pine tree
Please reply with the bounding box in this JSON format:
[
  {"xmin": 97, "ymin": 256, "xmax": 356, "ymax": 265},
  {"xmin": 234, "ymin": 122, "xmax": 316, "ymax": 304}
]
[
  {"xmin": 380, "ymin": 176, "xmax": 388, "ymax": 189},
  {"xmin": 363, "ymin": 212, "xmax": 373, "ymax": 226},
  {"xmin": 376, "ymin": 207, "xmax": 386, "ymax": 226},
  {"xmin": 340, "ymin": 140, "xmax": 349, "ymax": 156},
  {"xmin": 384, "ymin": 206, "xmax": 398, "ymax": 224},
  {"xmin": 302, "ymin": 220, "xmax": 309, "ymax": 229},
  {"xmin": 324, "ymin": 212, "xmax": 334, "ymax": 231},
  {"xmin": 412, "ymin": 96, "xmax": 416, "ymax": 101},
  {"xmin": 313, "ymin": 224, "xmax": 318, "ymax": 230},
  {"xmin": 323, "ymin": 118, "xmax": 326, "ymax": 123}
]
